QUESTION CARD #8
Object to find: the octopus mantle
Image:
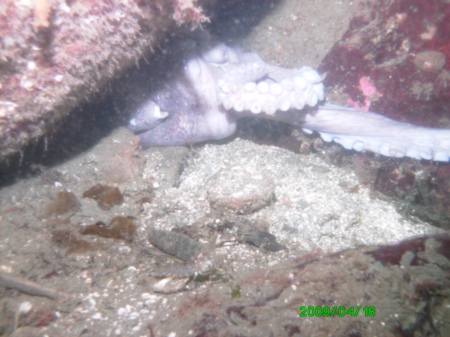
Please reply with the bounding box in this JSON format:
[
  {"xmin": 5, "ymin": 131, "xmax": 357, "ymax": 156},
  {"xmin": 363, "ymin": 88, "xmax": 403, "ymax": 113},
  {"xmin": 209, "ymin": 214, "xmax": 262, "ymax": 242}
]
[{"xmin": 127, "ymin": 42, "xmax": 450, "ymax": 162}]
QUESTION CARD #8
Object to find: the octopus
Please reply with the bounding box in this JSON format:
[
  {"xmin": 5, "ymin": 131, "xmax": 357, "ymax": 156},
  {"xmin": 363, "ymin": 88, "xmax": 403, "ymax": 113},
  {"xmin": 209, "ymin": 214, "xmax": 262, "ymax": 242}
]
[{"xmin": 126, "ymin": 40, "xmax": 450, "ymax": 162}]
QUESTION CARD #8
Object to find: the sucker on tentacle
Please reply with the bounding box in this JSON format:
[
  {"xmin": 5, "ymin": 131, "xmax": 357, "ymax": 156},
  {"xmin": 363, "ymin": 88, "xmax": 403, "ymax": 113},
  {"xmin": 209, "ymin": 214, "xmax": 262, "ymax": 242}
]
[{"xmin": 126, "ymin": 41, "xmax": 450, "ymax": 162}]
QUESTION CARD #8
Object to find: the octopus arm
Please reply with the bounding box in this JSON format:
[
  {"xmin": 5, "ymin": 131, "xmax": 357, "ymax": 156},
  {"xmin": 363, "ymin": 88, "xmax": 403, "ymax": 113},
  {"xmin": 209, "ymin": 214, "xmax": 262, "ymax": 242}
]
[
  {"xmin": 126, "ymin": 41, "xmax": 450, "ymax": 162},
  {"xmin": 302, "ymin": 104, "xmax": 450, "ymax": 162}
]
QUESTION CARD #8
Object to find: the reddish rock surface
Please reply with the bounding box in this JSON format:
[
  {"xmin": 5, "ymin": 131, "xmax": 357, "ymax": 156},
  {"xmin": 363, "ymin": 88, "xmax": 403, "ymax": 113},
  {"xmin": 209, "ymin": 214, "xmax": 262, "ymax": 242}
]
[
  {"xmin": 318, "ymin": 0, "xmax": 450, "ymax": 228},
  {"xmin": 0, "ymin": 0, "xmax": 213, "ymax": 161}
]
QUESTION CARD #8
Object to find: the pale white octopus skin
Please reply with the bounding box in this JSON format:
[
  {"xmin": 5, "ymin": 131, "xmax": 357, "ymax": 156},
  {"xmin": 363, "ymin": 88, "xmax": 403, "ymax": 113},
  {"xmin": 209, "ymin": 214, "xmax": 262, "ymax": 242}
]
[{"xmin": 129, "ymin": 43, "xmax": 450, "ymax": 162}]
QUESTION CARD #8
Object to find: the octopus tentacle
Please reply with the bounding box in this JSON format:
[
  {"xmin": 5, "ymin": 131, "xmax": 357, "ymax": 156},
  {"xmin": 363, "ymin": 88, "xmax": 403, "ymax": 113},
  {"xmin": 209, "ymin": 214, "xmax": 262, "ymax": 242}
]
[
  {"xmin": 304, "ymin": 104, "xmax": 450, "ymax": 162},
  {"xmin": 205, "ymin": 44, "xmax": 268, "ymax": 84},
  {"xmin": 218, "ymin": 66, "xmax": 324, "ymax": 115}
]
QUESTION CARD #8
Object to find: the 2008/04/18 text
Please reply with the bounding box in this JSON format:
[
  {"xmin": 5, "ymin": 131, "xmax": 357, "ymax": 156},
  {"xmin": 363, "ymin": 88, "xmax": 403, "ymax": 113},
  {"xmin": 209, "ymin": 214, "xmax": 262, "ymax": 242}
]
[{"xmin": 298, "ymin": 306, "xmax": 376, "ymax": 317}]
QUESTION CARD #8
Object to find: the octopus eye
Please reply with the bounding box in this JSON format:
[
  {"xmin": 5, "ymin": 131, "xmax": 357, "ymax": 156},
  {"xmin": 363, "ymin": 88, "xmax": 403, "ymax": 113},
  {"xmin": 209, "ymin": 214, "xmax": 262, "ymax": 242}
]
[{"xmin": 203, "ymin": 45, "xmax": 227, "ymax": 64}]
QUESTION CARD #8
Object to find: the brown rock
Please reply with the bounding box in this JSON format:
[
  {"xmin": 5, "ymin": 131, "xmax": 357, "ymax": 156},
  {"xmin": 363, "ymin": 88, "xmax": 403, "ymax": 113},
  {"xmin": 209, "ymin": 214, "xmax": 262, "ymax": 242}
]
[
  {"xmin": 44, "ymin": 190, "xmax": 81, "ymax": 216},
  {"xmin": 82, "ymin": 184, "xmax": 124, "ymax": 210},
  {"xmin": 81, "ymin": 216, "xmax": 136, "ymax": 242}
]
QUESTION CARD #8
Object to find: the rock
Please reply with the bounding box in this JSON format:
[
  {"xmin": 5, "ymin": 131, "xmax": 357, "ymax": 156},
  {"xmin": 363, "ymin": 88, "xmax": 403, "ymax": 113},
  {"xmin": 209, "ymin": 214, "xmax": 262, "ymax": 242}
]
[
  {"xmin": 0, "ymin": 0, "xmax": 215, "ymax": 161},
  {"xmin": 148, "ymin": 228, "xmax": 203, "ymax": 262},
  {"xmin": 207, "ymin": 165, "xmax": 275, "ymax": 214}
]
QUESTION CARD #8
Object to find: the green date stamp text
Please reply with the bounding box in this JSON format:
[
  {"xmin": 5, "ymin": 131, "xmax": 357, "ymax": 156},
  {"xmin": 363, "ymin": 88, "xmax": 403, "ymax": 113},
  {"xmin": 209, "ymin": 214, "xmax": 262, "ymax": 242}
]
[{"xmin": 298, "ymin": 306, "xmax": 376, "ymax": 317}]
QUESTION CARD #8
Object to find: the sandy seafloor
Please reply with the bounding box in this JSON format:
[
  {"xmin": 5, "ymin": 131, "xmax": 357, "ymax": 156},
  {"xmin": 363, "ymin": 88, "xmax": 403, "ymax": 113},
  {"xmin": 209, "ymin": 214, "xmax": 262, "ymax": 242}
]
[{"xmin": 1, "ymin": 0, "xmax": 449, "ymax": 336}]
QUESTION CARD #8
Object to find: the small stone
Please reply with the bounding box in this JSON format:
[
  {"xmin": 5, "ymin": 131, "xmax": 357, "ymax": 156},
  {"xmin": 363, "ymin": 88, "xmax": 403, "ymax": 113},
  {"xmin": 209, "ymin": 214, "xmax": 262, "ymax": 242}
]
[
  {"xmin": 148, "ymin": 228, "xmax": 203, "ymax": 262},
  {"xmin": 240, "ymin": 230, "xmax": 286, "ymax": 252},
  {"xmin": 151, "ymin": 277, "xmax": 189, "ymax": 294}
]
